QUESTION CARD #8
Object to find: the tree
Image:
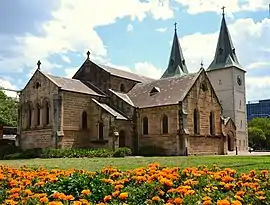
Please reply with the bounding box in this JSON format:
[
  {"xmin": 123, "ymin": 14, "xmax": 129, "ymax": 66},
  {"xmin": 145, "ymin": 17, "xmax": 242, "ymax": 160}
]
[
  {"xmin": 248, "ymin": 118, "xmax": 270, "ymax": 150},
  {"xmin": 0, "ymin": 90, "xmax": 18, "ymax": 126}
]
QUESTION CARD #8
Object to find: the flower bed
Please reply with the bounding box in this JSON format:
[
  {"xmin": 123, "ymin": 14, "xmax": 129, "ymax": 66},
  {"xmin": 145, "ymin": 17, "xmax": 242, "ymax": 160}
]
[{"xmin": 0, "ymin": 163, "xmax": 269, "ymax": 205}]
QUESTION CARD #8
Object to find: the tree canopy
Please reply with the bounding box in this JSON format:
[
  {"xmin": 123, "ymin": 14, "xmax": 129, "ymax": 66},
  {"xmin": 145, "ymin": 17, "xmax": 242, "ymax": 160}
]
[
  {"xmin": 248, "ymin": 117, "xmax": 270, "ymax": 150},
  {"xmin": 0, "ymin": 90, "xmax": 18, "ymax": 127}
]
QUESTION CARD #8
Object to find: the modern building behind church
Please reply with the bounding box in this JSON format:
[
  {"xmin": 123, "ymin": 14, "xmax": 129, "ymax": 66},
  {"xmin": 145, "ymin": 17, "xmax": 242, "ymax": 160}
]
[{"xmin": 17, "ymin": 12, "xmax": 248, "ymax": 155}]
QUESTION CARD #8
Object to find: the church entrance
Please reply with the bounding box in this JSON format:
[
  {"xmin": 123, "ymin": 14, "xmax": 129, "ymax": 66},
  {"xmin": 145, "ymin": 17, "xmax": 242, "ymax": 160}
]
[
  {"xmin": 227, "ymin": 131, "xmax": 234, "ymax": 151},
  {"xmin": 119, "ymin": 130, "xmax": 125, "ymax": 147}
]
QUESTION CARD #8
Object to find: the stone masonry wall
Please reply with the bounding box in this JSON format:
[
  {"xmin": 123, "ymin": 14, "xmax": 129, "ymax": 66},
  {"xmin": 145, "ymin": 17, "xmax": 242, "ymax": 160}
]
[
  {"xmin": 19, "ymin": 70, "xmax": 58, "ymax": 149},
  {"xmin": 137, "ymin": 105, "xmax": 180, "ymax": 155},
  {"xmin": 189, "ymin": 136, "xmax": 224, "ymax": 155},
  {"xmin": 20, "ymin": 128, "xmax": 53, "ymax": 149},
  {"xmin": 184, "ymin": 71, "xmax": 225, "ymax": 155},
  {"xmin": 110, "ymin": 75, "xmax": 137, "ymax": 93}
]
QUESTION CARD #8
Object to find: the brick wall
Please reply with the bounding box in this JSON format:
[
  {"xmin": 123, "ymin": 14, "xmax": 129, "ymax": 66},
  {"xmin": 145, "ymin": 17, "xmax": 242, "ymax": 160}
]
[{"xmin": 189, "ymin": 136, "xmax": 224, "ymax": 155}]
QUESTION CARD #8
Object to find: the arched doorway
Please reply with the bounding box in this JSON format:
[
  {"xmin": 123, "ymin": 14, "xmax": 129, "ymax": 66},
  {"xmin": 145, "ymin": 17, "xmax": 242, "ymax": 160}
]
[
  {"xmin": 119, "ymin": 130, "xmax": 125, "ymax": 147},
  {"xmin": 227, "ymin": 131, "xmax": 234, "ymax": 151}
]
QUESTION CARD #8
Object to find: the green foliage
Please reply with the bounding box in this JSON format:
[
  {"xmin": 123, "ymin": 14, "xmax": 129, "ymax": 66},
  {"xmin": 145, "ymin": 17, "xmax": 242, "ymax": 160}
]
[
  {"xmin": 2, "ymin": 147, "xmax": 133, "ymax": 159},
  {"xmin": 113, "ymin": 147, "xmax": 132, "ymax": 157},
  {"xmin": 139, "ymin": 145, "xmax": 166, "ymax": 156},
  {"xmin": 0, "ymin": 90, "xmax": 18, "ymax": 126},
  {"xmin": 248, "ymin": 118, "xmax": 270, "ymax": 150}
]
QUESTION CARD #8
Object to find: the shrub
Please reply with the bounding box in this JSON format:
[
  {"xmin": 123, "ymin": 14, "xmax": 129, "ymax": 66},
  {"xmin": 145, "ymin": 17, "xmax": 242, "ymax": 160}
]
[
  {"xmin": 113, "ymin": 147, "xmax": 132, "ymax": 157},
  {"xmin": 3, "ymin": 147, "xmax": 133, "ymax": 159},
  {"xmin": 139, "ymin": 145, "xmax": 167, "ymax": 156}
]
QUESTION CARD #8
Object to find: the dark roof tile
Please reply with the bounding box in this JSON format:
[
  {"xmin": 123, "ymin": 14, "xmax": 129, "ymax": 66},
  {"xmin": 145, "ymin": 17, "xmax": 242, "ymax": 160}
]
[{"xmin": 128, "ymin": 72, "xmax": 199, "ymax": 108}]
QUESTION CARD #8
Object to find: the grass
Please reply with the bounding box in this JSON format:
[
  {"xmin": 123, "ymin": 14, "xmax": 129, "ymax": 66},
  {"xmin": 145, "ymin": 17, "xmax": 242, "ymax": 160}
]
[{"xmin": 0, "ymin": 155, "xmax": 270, "ymax": 172}]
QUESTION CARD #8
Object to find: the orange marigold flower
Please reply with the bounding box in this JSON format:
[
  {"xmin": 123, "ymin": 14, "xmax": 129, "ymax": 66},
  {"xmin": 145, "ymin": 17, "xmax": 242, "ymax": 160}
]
[
  {"xmin": 231, "ymin": 200, "xmax": 242, "ymax": 205},
  {"xmin": 119, "ymin": 192, "xmax": 128, "ymax": 200},
  {"xmin": 152, "ymin": 196, "xmax": 161, "ymax": 201},
  {"xmin": 81, "ymin": 189, "xmax": 91, "ymax": 195},
  {"xmin": 104, "ymin": 195, "xmax": 112, "ymax": 202},
  {"xmin": 73, "ymin": 201, "xmax": 82, "ymax": 205},
  {"xmin": 40, "ymin": 197, "xmax": 49, "ymax": 203},
  {"xmin": 174, "ymin": 197, "xmax": 183, "ymax": 204},
  {"xmin": 203, "ymin": 200, "xmax": 212, "ymax": 205},
  {"xmin": 217, "ymin": 199, "xmax": 230, "ymax": 205},
  {"xmin": 112, "ymin": 190, "xmax": 120, "ymax": 197},
  {"xmin": 257, "ymin": 196, "xmax": 266, "ymax": 200},
  {"xmin": 64, "ymin": 194, "xmax": 75, "ymax": 201}
]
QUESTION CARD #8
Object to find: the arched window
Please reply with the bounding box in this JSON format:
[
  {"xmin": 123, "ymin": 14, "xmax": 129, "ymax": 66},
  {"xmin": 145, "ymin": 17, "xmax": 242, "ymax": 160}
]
[
  {"xmin": 143, "ymin": 117, "xmax": 148, "ymax": 135},
  {"xmin": 82, "ymin": 111, "xmax": 87, "ymax": 130},
  {"xmin": 36, "ymin": 104, "xmax": 40, "ymax": 126},
  {"xmin": 209, "ymin": 111, "xmax": 215, "ymax": 135},
  {"xmin": 120, "ymin": 83, "xmax": 125, "ymax": 92},
  {"xmin": 45, "ymin": 102, "xmax": 50, "ymax": 125},
  {"xmin": 193, "ymin": 108, "xmax": 199, "ymax": 134},
  {"xmin": 42, "ymin": 100, "xmax": 50, "ymax": 125},
  {"xmin": 162, "ymin": 115, "xmax": 168, "ymax": 134},
  {"xmin": 28, "ymin": 104, "xmax": 32, "ymax": 128},
  {"xmin": 99, "ymin": 122, "xmax": 104, "ymax": 140}
]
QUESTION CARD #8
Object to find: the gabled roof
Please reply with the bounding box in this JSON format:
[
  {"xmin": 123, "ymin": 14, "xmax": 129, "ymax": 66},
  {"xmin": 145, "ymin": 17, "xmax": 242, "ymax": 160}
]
[
  {"xmin": 92, "ymin": 98, "xmax": 128, "ymax": 120},
  {"xmin": 207, "ymin": 13, "xmax": 243, "ymax": 71},
  {"xmin": 108, "ymin": 89, "xmax": 134, "ymax": 106},
  {"xmin": 97, "ymin": 63, "xmax": 154, "ymax": 83},
  {"xmin": 161, "ymin": 26, "xmax": 188, "ymax": 79},
  {"xmin": 72, "ymin": 57, "xmax": 154, "ymax": 83},
  {"xmin": 42, "ymin": 71, "xmax": 104, "ymax": 96},
  {"xmin": 128, "ymin": 70, "xmax": 202, "ymax": 108}
]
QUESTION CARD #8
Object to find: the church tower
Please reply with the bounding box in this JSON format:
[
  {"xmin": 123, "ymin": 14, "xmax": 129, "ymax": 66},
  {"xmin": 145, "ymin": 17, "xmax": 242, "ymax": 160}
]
[
  {"xmin": 161, "ymin": 23, "xmax": 189, "ymax": 78},
  {"xmin": 206, "ymin": 8, "xmax": 248, "ymax": 152}
]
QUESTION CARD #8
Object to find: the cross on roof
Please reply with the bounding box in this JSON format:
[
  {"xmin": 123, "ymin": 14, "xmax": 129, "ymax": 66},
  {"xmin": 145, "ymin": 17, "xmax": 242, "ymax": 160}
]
[
  {"xmin": 86, "ymin": 50, "xmax": 90, "ymax": 59},
  {"xmin": 174, "ymin": 22, "xmax": 177, "ymax": 31},
  {"xmin": 37, "ymin": 60, "xmax": 41, "ymax": 70},
  {"xmin": 221, "ymin": 6, "xmax": 226, "ymax": 16}
]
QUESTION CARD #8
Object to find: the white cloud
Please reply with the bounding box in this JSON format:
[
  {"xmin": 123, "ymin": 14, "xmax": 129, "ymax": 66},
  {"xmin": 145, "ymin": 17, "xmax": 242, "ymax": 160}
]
[
  {"xmin": 0, "ymin": 0, "xmax": 174, "ymax": 74},
  {"xmin": 156, "ymin": 27, "xmax": 168, "ymax": 32},
  {"xmin": 179, "ymin": 17, "xmax": 270, "ymax": 101},
  {"xmin": 127, "ymin": 24, "xmax": 134, "ymax": 32},
  {"xmin": 61, "ymin": 55, "xmax": 71, "ymax": 63},
  {"xmin": 174, "ymin": 0, "xmax": 269, "ymax": 15},
  {"xmin": 0, "ymin": 78, "xmax": 19, "ymax": 98}
]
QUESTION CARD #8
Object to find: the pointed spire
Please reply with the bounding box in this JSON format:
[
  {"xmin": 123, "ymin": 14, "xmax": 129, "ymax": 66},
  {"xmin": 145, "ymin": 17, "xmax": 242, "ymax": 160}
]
[
  {"xmin": 161, "ymin": 22, "xmax": 188, "ymax": 79},
  {"xmin": 207, "ymin": 7, "xmax": 241, "ymax": 71},
  {"xmin": 37, "ymin": 60, "xmax": 41, "ymax": 70}
]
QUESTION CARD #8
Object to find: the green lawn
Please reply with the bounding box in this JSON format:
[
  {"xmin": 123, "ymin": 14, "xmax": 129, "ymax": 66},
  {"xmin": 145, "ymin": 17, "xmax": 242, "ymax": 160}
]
[{"xmin": 0, "ymin": 155, "xmax": 270, "ymax": 172}]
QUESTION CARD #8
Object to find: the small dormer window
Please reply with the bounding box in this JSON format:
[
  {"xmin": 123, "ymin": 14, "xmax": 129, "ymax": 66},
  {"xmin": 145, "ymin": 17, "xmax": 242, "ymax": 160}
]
[
  {"xmin": 35, "ymin": 81, "xmax": 41, "ymax": 89},
  {"xmin": 150, "ymin": 87, "xmax": 160, "ymax": 96},
  {"xmin": 182, "ymin": 60, "xmax": 185, "ymax": 65},
  {"xmin": 201, "ymin": 82, "xmax": 207, "ymax": 92},
  {"xmin": 219, "ymin": 48, "xmax": 223, "ymax": 55},
  {"xmin": 232, "ymin": 48, "xmax": 236, "ymax": 54}
]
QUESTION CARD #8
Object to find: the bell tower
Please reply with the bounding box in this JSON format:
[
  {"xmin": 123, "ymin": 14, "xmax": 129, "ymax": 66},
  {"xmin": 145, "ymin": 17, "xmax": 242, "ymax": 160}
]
[{"xmin": 206, "ymin": 7, "xmax": 248, "ymax": 152}]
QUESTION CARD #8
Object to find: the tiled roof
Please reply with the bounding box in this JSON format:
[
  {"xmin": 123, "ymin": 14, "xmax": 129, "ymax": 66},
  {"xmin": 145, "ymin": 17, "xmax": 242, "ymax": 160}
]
[
  {"xmin": 44, "ymin": 73, "xmax": 103, "ymax": 96},
  {"xmin": 108, "ymin": 89, "xmax": 134, "ymax": 106},
  {"xmin": 92, "ymin": 99, "xmax": 128, "ymax": 120},
  {"xmin": 97, "ymin": 64, "xmax": 154, "ymax": 83},
  {"xmin": 128, "ymin": 72, "xmax": 200, "ymax": 108}
]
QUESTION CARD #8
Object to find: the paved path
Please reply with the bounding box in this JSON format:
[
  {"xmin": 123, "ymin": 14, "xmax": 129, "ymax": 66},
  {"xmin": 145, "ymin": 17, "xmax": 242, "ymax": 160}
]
[{"xmin": 227, "ymin": 151, "xmax": 270, "ymax": 156}]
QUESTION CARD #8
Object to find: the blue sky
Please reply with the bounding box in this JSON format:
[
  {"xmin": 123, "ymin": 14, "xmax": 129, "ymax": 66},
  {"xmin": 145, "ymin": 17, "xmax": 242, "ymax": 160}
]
[{"xmin": 0, "ymin": 0, "xmax": 269, "ymax": 102}]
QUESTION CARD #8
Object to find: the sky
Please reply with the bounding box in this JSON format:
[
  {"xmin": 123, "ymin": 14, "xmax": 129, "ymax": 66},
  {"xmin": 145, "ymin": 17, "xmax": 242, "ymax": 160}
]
[{"xmin": 0, "ymin": 0, "xmax": 269, "ymax": 102}]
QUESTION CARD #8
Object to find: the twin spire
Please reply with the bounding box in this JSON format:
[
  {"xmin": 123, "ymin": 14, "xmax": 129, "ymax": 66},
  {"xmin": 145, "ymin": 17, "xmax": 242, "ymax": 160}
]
[
  {"xmin": 161, "ymin": 22, "xmax": 188, "ymax": 79},
  {"xmin": 161, "ymin": 6, "xmax": 241, "ymax": 79},
  {"xmin": 207, "ymin": 6, "xmax": 241, "ymax": 71}
]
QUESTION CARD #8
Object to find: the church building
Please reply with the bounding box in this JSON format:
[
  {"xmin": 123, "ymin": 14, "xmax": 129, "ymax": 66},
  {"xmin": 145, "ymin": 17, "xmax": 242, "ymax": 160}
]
[{"xmin": 17, "ymin": 12, "xmax": 247, "ymax": 155}]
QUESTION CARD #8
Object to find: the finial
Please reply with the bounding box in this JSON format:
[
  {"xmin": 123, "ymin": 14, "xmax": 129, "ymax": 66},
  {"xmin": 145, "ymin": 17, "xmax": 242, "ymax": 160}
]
[
  {"xmin": 174, "ymin": 22, "xmax": 177, "ymax": 32},
  {"xmin": 221, "ymin": 6, "xmax": 226, "ymax": 16},
  {"xmin": 37, "ymin": 60, "xmax": 41, "ymax": 70},
  {"xmin": 86, "ymin": 50, "xmax": 90, "ymax": 59},
  {"xmin": 200, "ymin": 59, "xmax": 204, "ymax": 69}
]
